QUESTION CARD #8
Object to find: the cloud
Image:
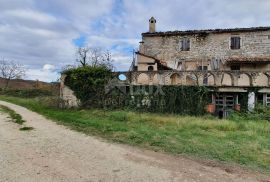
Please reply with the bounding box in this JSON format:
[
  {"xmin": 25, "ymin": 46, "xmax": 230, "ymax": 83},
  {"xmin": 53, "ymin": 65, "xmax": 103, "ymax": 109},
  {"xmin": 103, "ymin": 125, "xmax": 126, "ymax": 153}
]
[
  {"xmin": 26, "ymin": 68, "xmax": 59, "ymax": 83},
  {"xmin": 1, "ymin": 0, "xmax": 270, "ymax": 82},
  {"xmin": 43, "ymin": 64, "xmax": 55, "ymax": 71},
  {"xmin": 3, "ymin": 9, "xmax": 58, "ymax": 25},
  {"xmin": 0, "ymin": 0, "xmax": 113, "ymax": 82}
]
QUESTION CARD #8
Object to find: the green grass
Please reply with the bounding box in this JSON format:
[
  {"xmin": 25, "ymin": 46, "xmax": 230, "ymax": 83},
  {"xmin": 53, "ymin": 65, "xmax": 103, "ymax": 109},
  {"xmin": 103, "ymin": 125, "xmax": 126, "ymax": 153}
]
[
  {"xmin": 0, "ymin": 105, "xmax": 26, "ymax": 124},
  {"xmin": 0, "ymin": 95, "xmax": 269, "ymax": 172}
]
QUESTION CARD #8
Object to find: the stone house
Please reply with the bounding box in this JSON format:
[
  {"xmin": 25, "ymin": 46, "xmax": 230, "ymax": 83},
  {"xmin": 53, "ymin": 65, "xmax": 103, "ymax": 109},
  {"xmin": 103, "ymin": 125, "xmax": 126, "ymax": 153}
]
[
  {"xmin": 60, "ymin": 17, "xmax": 270, "ymax": 117},
  {"xmin": 128, "ymin": 17, "xmax": 270, "ymax": 117}
]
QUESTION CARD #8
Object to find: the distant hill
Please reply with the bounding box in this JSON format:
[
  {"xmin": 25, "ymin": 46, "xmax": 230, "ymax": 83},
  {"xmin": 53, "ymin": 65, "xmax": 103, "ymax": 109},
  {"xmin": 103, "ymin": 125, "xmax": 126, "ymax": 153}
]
[{"xmin": 0, "ymin": 77, "xmax": 59, "ymax": 91}]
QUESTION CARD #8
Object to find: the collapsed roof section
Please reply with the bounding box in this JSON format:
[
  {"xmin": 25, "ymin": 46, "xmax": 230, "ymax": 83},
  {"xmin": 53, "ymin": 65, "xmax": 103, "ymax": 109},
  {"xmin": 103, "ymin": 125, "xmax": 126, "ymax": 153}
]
[{"xmin": 135, "ymin": 52, "xmax": 172, "ymax": 70}]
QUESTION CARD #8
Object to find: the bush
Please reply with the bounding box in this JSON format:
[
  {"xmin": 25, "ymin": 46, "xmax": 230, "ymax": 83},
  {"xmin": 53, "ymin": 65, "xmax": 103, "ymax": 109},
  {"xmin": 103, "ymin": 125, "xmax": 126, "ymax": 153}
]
[
  {"xmin": 63, "ymin": 66, "xmax": 112, "ymax": 106},
  {"xmin": 230, "ymin": 104, "xmax": 270, "ymax": 122}
]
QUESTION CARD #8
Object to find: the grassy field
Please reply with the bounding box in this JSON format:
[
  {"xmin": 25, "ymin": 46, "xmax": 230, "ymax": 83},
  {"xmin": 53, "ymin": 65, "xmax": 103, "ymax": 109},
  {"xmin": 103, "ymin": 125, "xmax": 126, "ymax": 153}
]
[{"xmin": 0, "ymin": 95, "xmax": 269, "ymax": 172}]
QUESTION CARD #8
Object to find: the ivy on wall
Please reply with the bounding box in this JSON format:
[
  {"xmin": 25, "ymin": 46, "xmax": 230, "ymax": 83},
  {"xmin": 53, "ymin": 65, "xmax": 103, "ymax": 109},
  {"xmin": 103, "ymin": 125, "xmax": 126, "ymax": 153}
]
[
  {"xmin": 104, "ymin": 85, "xmax": 211, "ymax": 116},
  {"xmin": 63, "ymin": 66, "xmax": 112, "ymax": 107},
  {"xmin": 63, "ymin": 67, "xmax": 253, "ymax": 115}
]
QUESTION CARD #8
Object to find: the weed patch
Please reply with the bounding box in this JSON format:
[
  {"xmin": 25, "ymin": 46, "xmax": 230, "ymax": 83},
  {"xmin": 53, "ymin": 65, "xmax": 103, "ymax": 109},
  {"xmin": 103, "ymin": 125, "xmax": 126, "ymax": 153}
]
[
  {"xmin": 20, "ymin": 127, "xmax": 34, "ymax": 131},
  {"xmin": 0, "ymin": 105, "xmax": 25, "ymax": 124}
]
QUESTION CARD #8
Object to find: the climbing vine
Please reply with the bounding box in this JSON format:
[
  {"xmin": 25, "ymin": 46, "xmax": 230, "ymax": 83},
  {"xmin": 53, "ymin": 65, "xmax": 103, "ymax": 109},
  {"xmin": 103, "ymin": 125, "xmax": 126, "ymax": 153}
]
[
  {"xmin": 63, "ymin": 67, "xmax": 258, "ymax": 115},
  {"xmin": 63, "ymin": 66, "xmax": 112, "ymax": 107},
  {"xmin": 104, "ymin": 85, "xmax": 211, "ymax": 116}
]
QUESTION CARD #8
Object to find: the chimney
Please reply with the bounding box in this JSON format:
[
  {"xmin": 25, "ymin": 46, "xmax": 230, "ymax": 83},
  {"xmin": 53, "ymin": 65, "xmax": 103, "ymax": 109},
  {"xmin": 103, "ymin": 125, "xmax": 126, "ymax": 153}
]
[{"xmin": 149, "ymin": 17, "xmax": 156, "ymax": 33}]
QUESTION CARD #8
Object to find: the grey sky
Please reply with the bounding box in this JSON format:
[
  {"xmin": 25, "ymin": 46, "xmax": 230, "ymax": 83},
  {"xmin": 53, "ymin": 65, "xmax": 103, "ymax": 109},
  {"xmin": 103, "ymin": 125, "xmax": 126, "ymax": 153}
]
[{"xmin": 0, "ymin": 0, "xmax": 269, "ymax": 82}]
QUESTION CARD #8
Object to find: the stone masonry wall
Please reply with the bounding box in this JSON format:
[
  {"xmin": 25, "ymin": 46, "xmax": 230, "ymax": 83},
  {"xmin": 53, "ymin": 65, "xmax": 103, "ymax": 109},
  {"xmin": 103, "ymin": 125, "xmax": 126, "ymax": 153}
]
[
  {"xmin": 60, "ymin": 74, "xmax": 79, "ymax": 108},
  {"xmin": 141, "ymin": 30, "xmax": 270, "ymax": 71}
]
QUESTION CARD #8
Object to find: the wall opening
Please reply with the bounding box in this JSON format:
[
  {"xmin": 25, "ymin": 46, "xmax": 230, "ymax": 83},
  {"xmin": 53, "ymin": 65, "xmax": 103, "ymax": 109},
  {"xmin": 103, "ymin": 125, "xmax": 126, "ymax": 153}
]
[{"xmin": 148, "ymin": 66, "xmax": 154, "ymax": 71}]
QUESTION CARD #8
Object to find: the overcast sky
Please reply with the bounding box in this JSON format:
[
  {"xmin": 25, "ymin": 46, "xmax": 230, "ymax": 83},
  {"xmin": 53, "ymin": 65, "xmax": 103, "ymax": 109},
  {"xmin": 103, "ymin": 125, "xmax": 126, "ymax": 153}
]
[{"xmin": 1, "ymin": 0, "xmax": 270, "ymax": 82}]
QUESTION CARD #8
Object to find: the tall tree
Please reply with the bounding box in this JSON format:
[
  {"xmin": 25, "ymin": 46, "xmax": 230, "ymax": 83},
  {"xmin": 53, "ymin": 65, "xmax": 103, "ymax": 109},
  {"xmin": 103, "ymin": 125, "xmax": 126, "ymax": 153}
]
[
  {"xmin": 0, "ymin": 59, "xmax": 26, "ymax": 89},
  {"xmin": 76, "ymin": 46, "xmax": 114, "ymax": 70}
]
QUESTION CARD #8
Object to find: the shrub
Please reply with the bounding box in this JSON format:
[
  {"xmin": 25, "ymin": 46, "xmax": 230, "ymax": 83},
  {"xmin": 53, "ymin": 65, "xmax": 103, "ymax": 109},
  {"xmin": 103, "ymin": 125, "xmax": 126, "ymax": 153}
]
[
  {"xmin": 230, "ymin": 104, "xmax": 270, "ymax": 122},
  {"xmin": 63, "ymin": 66, "xmax": 112, "ymax": 107}
]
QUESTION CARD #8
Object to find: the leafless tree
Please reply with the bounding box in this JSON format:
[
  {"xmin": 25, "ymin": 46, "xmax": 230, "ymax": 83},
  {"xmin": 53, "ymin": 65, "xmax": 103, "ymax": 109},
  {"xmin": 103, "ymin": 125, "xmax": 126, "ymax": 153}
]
[
  {"xmin": 0, "ymin": 59, "xmax": 26, "ymax": 89},
  {"xmin": 100, "ymin": 50, "xmax": 114, "ymax": 70},
  {"xmin": 76, "ymin": 46, "xmax": 114, "ymax": 70},
  {"xmin": 76, "ymin": 47, "xmax": 91, "ymax": 67}
]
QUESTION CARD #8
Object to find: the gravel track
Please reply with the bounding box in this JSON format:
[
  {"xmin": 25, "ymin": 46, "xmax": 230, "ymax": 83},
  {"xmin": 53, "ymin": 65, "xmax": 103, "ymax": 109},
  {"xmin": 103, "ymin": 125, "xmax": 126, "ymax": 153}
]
[{"xmin": 0, "ymin": 100, "xmax": 269, "ymax": 182}]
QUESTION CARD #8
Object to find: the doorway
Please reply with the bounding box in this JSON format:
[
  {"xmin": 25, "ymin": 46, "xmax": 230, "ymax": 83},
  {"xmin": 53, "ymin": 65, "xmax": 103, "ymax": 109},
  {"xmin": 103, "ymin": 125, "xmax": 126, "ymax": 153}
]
[{"xmin": 215, "ymin": 93, "xmax": 237, "ymax": 118}]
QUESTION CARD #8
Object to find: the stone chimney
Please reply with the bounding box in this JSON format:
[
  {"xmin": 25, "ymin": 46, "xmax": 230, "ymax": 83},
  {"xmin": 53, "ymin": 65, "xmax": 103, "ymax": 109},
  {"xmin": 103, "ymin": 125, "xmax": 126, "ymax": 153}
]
[{"xmin": 149, "ymin": 17, "xmax": 156, "ymax": 33}]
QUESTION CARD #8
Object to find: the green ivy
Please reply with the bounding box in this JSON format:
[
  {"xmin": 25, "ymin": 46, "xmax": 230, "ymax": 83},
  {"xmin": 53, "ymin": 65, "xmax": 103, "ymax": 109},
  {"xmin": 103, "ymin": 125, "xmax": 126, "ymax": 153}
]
[
  {"xmin": 63, "ymin": 66, "xmax": 112, "ymax": 107},
  {"xmin": 105, "ymin": 85, "xmax": 211, "ymax": 116},
  {"xmin": 63, "ymin": 67, "xmax": 254, "ymax": 116}
]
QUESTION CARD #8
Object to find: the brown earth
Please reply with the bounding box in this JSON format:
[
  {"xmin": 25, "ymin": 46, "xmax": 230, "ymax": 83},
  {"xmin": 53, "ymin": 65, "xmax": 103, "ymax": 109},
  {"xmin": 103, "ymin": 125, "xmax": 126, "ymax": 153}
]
[{"xmin": 0, "ymin": 100, "xmax": 269, "ymax": 182}]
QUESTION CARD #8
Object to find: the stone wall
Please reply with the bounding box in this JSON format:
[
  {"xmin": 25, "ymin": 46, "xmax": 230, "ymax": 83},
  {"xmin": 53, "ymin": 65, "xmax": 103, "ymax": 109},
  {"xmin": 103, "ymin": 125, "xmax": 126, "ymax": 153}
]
[
  {"xmin": 141, "ymin": 30, "xmax": 270, "ymax": 71},
  {"xmin": 60, "ymin": 74, "xmax": 79, "ymax": 108}
]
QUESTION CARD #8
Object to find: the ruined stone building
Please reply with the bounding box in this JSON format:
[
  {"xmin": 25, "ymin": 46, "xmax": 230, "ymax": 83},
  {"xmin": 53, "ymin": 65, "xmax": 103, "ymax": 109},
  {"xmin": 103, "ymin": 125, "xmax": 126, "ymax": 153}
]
[
  {"xmin": 60, "ymin": 17, "xmax": 270, "ymax": 117},
  {"xmin": 128, "ymin": 17, "xmax": 270, "ymax": 117}
]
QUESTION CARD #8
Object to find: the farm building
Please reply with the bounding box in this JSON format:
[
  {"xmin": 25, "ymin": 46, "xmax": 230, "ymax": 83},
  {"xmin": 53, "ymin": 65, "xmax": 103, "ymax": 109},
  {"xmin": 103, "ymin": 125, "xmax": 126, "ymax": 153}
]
[{"xmin": 127, "ymin": 17, "xmax": 270, "ymax": 117}]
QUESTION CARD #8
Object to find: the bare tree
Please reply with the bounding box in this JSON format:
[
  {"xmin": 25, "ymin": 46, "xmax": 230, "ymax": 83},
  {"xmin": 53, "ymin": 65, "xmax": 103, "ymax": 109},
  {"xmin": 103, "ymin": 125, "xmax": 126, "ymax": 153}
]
[
  {"xmin": 0, "ymin": 59, "xmax": 26, "ymax": 89},
  {"xmin": 76, "ymin": 47, "xmax": 91, "ymax": 67},
  {"xmin": 76, "ymin": 46, "xmax": 114, "ymax": 70},
  {"xmin": 100, "ymin": 50, "xmax": 114, "ymax": 70}
]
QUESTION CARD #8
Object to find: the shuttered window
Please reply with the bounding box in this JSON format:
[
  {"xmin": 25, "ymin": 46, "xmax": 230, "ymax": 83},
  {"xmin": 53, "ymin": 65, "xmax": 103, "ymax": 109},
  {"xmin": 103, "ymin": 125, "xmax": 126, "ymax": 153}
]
[
  {"xmin": 180, "ymin": 38, "xmax": 190, "ymax": 51},
  {"xmin": 231, "ymin": 37, "xmax": 241, "ymax": 49}
]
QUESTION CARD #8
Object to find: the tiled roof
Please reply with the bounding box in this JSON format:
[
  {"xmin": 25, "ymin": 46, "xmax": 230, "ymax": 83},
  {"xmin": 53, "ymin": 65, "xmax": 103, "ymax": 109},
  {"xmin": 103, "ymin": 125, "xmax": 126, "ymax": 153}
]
[{"xmin": 142, "ymin": 27, "xmax": 270, "ymax": 37}]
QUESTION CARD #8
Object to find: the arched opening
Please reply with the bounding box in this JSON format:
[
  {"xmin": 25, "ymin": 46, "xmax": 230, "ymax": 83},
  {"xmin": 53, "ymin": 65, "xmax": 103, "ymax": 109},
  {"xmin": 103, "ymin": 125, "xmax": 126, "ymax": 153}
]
[
  {"xmin": 221, "ymin": 73, "xmax": 233, "ymax": 86},
  {"xmin": 207, "ymin": 73, "xmax": 215, "ymax": 86},
  {"xmin": 186, "ymin": 73, "xmax": 197, "ymax": 85},
  {"xmin": 254, "ymin": 73, "xmax": 268, "ymax": 86},
  {"xmin": 137, "ymin": 73, "xmax": 150, "ymax": 85},
  {"xmin": 170, "ymin": 73, "xmax": 181, "ymax": 85},
  {"xmin": 238, "ymin": 73, "xmax": 251, "ymax": 86},
  {"xmin": 118, "ymin": 74, "xmax": 127, "ymax": 81},
  {"xmin": 148, "ymin": 66, "xmax": 154, "ymax": 71}
]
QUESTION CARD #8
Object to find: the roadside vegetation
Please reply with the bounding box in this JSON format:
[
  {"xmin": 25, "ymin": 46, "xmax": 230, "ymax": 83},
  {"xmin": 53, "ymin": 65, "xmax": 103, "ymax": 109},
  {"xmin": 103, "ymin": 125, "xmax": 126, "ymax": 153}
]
[
  {"xmin": 0, "ymin": 88, "xmax": 56, "ymax": 98},
  {"xmin": 0, "ymin": 95, "xmax": 269, "ymax": 172},
  {"xmin": 0, "ymin": 104, "xmax": 34, "ymax": 131},
  {"xmin": 0, "ymin": 105, "xmax": 25, "ymax": 124},
  {"xmin": 19, "ymin": 126, "xmax": 34, "ymax": 131}
]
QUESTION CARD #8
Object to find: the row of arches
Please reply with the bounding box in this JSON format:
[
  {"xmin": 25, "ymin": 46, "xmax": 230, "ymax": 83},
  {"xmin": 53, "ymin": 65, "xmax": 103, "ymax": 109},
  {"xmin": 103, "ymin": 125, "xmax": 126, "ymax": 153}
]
[{"xmin": 135, "ymin": 72, "xmax": 269, "ymax": 86}]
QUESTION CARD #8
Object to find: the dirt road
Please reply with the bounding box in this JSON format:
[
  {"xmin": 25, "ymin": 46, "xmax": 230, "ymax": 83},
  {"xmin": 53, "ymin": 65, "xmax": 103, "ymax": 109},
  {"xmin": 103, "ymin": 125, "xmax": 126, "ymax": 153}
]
[{"xmin": 0, "ymin": 101, "xmax": 269, "ymax": 182}]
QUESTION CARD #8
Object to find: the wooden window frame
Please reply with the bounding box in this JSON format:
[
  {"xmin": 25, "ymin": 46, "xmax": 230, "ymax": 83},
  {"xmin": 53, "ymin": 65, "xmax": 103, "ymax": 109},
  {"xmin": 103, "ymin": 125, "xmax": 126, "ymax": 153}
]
[
  {"xmin": 180, "ymin": 38, "xmax": 190, "ymax": 51},
  {"xmin": 230, "ymin": 37, "xmax": 241, "ymax": 50}
]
